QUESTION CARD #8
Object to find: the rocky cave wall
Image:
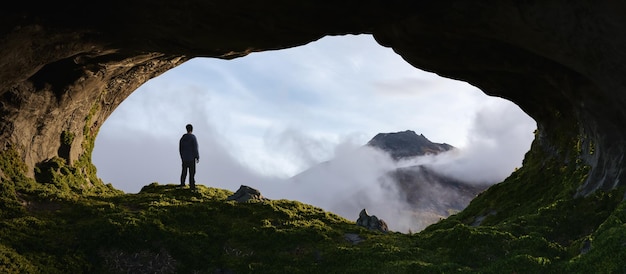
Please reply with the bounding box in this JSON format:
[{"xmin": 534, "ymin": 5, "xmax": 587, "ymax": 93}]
[{"xmin": 1, "ymin": 1, "xmax": 625, "ymax": 196}]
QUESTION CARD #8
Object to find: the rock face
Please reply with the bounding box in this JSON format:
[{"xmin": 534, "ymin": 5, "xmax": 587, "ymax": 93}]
[{"xmin": 1, "ymin": 1, "xmax": 626, "ymax": 197}]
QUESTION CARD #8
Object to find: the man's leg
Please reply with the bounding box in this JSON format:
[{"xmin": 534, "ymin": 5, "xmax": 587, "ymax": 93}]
[
  {"xmin": 180, "ymin": 162, "xmax": 188, "ymax": 186},
  {"xmin": 189, "ymin": 161, "xmax": 196, "ymax": 190}
]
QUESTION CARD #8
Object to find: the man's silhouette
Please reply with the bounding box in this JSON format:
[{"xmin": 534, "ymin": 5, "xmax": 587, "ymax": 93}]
[{"xmin": 179, "ymin": 124, "xmax": 199, "ymax": 190}]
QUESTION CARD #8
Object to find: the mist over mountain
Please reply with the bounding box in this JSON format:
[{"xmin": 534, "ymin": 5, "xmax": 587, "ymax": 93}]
[
  {"xmin": 389, "ymin": 165, "xmax": 487, "ymax": 217},
  {"xmin": 368, "ymin": 130, "xmax": 488, "ymax": 216},
  {"xmin": 285, "ymin": 130, "xmax": 489, "ymax": 232}
]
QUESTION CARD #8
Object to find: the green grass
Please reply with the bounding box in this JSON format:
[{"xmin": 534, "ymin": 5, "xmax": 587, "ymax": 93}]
[
  {"xmin": 2, "ymin": 178, "xmax": 624, "ymax": 273},
  {"xmin": 0, "ymin": 183, "xmax": 387, "ymax": 273}
]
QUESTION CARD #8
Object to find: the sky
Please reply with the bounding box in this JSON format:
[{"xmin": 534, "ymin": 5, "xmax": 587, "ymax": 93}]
[{"xmin": 92, "ymin": 34, "xmax": 537, "ymax": 232}]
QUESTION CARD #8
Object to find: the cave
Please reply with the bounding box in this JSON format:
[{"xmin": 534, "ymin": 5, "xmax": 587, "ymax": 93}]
[
  {"xmin": 2, "ymin": 2, "xmax": 626, "ymax": 201},
  {"xmin": 3, "ymin": 1, "xmax": 626, "ymax": 271}
]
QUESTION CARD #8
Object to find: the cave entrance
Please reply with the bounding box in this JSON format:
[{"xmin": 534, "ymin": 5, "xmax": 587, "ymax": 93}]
[{"xmin": 92, "ymin": 34, "xmax": 536, "ymax": 230}]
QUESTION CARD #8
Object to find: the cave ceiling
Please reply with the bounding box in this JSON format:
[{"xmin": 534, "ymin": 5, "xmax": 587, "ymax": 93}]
[{"xmin": 1, "ymin": 1, "xmax": 626, "ymax": 195}]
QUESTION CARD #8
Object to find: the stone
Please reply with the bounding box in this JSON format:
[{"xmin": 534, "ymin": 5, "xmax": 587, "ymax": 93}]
[
  {"xmin": 580, "ymin": 239, "xmax": 592, "ymax": 255},
  {"xmin": 356, "ymin": 209, "xmax": 389, "ymax": 233},
  {"xmin": 226, "ymin": 185, "xmax": 267, "ymax": 203},
  {"xmin": 344, "ymin": 233, "xmax": 363, "ymax": 245}
]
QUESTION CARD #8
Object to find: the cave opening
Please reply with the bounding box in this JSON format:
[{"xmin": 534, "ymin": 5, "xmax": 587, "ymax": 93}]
[{"xmin": 92, "ymin": 34, "xmax": 536, "ymax": 232}]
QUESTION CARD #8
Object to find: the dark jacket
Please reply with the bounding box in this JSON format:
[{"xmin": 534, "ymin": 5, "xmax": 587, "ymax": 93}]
[{"xmin": 179, "ymin": 133, "xmax": 199, "ymax": 162}]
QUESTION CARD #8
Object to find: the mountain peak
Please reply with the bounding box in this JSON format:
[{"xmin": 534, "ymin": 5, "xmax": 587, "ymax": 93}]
[{"xmin": 366, "ymin": 130, "xmax": 453, "ymax": 160}]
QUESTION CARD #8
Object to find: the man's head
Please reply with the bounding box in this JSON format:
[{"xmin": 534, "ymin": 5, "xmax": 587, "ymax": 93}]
[{"xmin": 186, "ymin": 124, "xmax": 193, "ymax": 133}]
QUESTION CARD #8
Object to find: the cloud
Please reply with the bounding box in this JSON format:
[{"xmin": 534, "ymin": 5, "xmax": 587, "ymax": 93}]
[
  {"xmin": 263, "ymin": 127, "xmax": 335, "ymax": 173},
  {"xmin": 426, "ymin": 98, "xmax": 537, "ymax": 184},
  {"xmin": 278, "ymin": 145, "xmax": 397, "ymax": 209}
]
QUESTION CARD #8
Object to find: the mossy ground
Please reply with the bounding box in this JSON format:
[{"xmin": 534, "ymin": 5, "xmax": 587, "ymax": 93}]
[{"xmin": 2, "ymin": 130, "xmax": 626, "ymax": 272}]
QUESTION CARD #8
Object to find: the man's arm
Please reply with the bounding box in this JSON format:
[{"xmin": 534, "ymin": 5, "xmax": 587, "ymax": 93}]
[
  {"xmin": 179, "ymin": 137, "xmax": 183, "ymax": 160},
  {"xmin": 193, "ymin": 135, "xmax": 199, "ymax": 162}
]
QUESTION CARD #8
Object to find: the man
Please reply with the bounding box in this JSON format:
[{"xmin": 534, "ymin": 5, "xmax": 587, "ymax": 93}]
[{"xmin": 179, "ymin": 124, "xmax": 199, "ymax": 190}]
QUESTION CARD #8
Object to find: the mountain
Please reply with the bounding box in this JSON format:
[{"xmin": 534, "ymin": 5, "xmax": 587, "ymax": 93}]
[
  {"xmin": 366, "ymin": 130, "xmax": 454, "ymax": 160},
  {"xmin": 368, "ymin": 130, "xmax": 488, "ymax": 219},
  {"xmin": 287, "ymin": 130, "xmax": 488, "ymax": 231}
]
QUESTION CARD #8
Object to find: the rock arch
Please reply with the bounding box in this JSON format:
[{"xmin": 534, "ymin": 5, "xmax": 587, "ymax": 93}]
[{"xmin": 1, "ymin": 1, "xmax": 625, "ymax": 196}]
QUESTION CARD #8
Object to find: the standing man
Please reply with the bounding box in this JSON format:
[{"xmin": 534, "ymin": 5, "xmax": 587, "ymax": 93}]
[{"xmin": 179, "ymin": 124, "xmax": 199, "ymax": 190}]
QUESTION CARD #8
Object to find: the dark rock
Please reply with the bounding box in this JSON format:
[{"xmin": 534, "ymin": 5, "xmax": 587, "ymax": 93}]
[
  {"xmin": 226, "ymin": 185, "xmax": 267, "ymax": 203},
  {"xmin": 471, "ymin": 210, "xmax": 498, "ymax": 227},
  {"xmin": 580, "ymin": 239, "xmax": 592, "ymax": 255},
  {"xmin": 356, "ymin": 209, "xmax": 389, "ymax": 233},
  {"xmin": 99, "ymin": 248, "xmax": 176, "ymax": 274},
  {"xmin": 344, "ymin": 233, "xmax": 363, "ymax": 245}
]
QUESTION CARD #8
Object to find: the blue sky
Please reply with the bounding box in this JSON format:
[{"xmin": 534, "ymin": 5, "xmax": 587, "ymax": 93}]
[{"xmin": 92, "ymin": 34, "xmax": 536, "ymax": 231}]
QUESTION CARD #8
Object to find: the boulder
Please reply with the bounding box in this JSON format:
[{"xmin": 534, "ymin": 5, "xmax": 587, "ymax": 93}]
[
  {"xmin": 356, "ymin": 209, "xmax": 388, "ymax": 233},
  {"xmin": 226, "ymin": 185, "xmax": 267, "ymax": 203}
]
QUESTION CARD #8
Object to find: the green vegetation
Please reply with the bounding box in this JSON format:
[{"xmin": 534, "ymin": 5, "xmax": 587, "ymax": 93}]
[
  {"xmin": 61, "ymin": 131, "xmax": 75, "ymax": 146},
  {"xmin": 0, "ymin": 181, "xmax": 386, "ymax": 273},
  {"xmin": 1, "ymin": 124, "xmax": 626, "ymax": 273},
  {"xmin": 34, "ymin": 102, "xmax": 120, "ymax": 198}
]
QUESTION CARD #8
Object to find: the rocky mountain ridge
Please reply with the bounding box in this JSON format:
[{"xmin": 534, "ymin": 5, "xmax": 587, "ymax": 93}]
[{"xmin": 366, "ymin": 130, "xmax": 454, "ymax": 160}]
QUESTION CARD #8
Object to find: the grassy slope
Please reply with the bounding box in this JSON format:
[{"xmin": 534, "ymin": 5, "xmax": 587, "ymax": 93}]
[{"xmin": 1, "ymin": 134, "xmax": 626, "ymax": 273}]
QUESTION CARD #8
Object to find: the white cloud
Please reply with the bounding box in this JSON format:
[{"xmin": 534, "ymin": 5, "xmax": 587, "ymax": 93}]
[{"xmin": 426, "ymin": 98, "xmax": 537, "ymax": 184}]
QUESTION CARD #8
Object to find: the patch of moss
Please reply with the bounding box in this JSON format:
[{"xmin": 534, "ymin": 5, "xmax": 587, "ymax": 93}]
[
  {"xmin": 418, "ymin": 123, "xmax": 626, "ymax": 271},
  {"xmin": 31, "ymin": 102, "xmax": 120, "ymax": 198},
  {"xmin": 1, "ymin": 177, "xmax": 626, "ymax": 272},
  {"xmin": 566, "ymin": 199, "xmax": 626, "ymax": 273},
  {"xmin": 0, "ymin": 146, "xmax": 38, "ymax": 218},
  {"xmin": 60, "ymin": 130, "xmax": 75, "ymax": 146},
  {"xmin": 0, "ymin": 243, "xmax": 38, "ymax": 273},
  {"xmin": 34, "ymin": 156, "xmax": 121, "ymax": 198}
]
